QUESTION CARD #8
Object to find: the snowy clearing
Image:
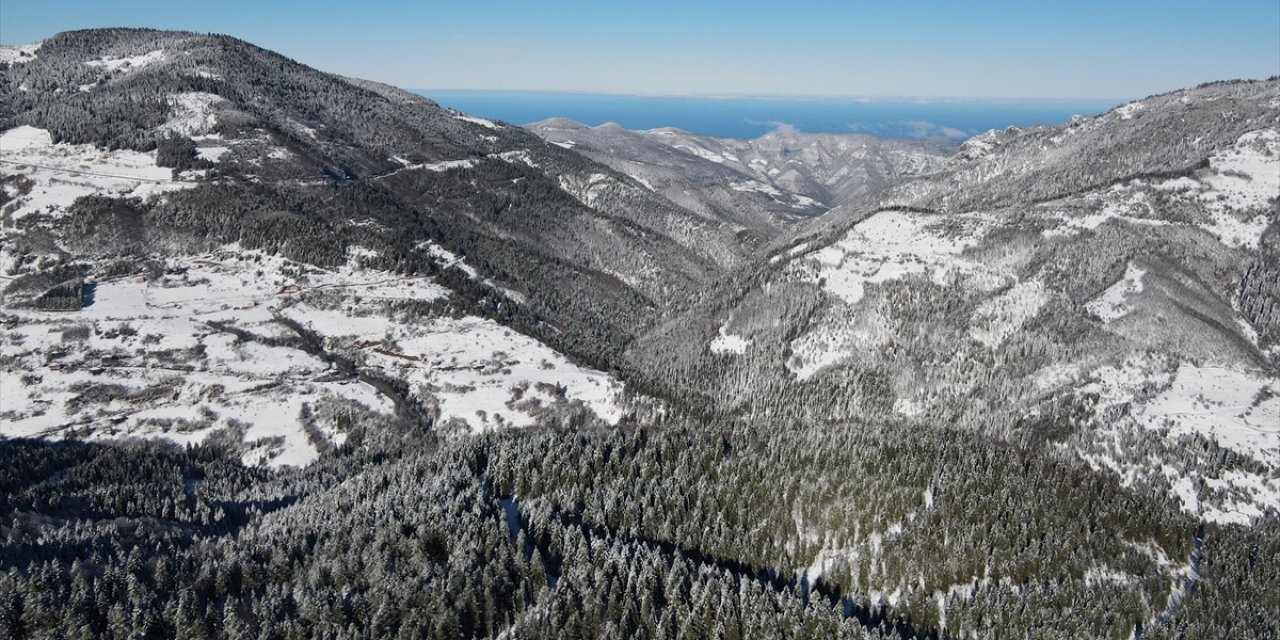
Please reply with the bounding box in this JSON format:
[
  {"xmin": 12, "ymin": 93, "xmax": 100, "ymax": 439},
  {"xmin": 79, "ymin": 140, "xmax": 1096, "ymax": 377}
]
[
  {"xmin": 787, "ymin": 309, "xmax": 891, "ymax": 381},
  {"xmin": 797, "ymin": 210, "xmax": 994, "ymax": 305},
  {"xmin": 0, "ymin": 125, "xmax": 196, "ymax": 221},
  {"xmin": 1, "ymin": 243, "xmax": 626, "ymax": 466},
  {"xmin": 709, "ymin": 319, "xmax": 751, "ymax": 355},
  {"xmin": 1191, "ymin": 129, "xmax": 1280, "ymax": 250},
  {"xmin": 159, "ymin": 92, "xmax": 226, "ymax": 136},
  {"xmin": 454, "ymin": 114, "xmax": 501, "ymax": 129},
  {"xmin": 492, "ymin": 149, "xmax": 539, "ymax": 168},
  {"xmin": 558, "ymin": 173, "xmax": 620, "ymax": 208},
  {"xmin": 1114, "ymin": 102, "xmax": 1145, "ymax": 120},
  {"xmin": 673, "ymin": 143, "xmax": 730, "ymax": 164},
  {"xmin": 196, "ymin": 146, "xmax": 231, "ymax": 162},
  {"xmin": 730, "ymin": 179, "xmax": 821, "ymax": 209},
  {"xmin": 1086, "ymin": 262, "xmax": 1147, "ymax": 323},
  {"xmin": 1072, "ymin": 356, "xmax": 1280, "ymax": 524},
  {"xmin": 1046, "ymin": 128, "xmax": 1279, "ymax": 250},
  {"xmin": 85, "ymin": 49, "xmax": 167, "ymax": 72},
  {"xmin": 0, "ymin": 43, "xmax": 41, "ymax": 64},
  {"xmin": 1136, "ymin": 364, "xmax": 1280, "ymax": 467}
]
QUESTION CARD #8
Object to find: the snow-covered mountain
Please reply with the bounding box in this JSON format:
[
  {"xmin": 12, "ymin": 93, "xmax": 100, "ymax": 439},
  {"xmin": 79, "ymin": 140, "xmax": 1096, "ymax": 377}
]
[
  {"xmin": 628, "ymin": 78, "xmax": 1280, "ymax": 525},
  {"xmin": 2, "ymin": 28, "xmax": 1278, "ymax": 640},
  {"xmin": 1, "ymin": 28, "xmax": 791, "ymax": 367},
  {"xmin": 0, "ymin": 29, "xmax": 689, "ymax": 464},
  {"xmin": 528, "ymin": 118, "xmax": 951, "ymax": 243}
]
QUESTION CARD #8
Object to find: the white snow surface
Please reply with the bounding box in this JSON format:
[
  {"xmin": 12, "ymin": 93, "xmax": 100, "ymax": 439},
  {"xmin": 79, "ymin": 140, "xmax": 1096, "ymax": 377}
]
[
  {"xmin": 420, "ymin": 241, "xmax": 479, "ymax": 278},
  {"xmin": 492, "ymin": 149, "xmax": 539, "ymax": 168},
  {"xmin": 0, "ymin": 248, "xmax": 429, "ymax": 467},
  {"xmin": 1046, "ymin": 128, "xmax": 1279, "ymax": 250},
  {"xmin": 1114, "ymin": 102, "xmax": 1145, "ymax": 120},
  {"xmin": 799, "ymin": 210, "xmax": 994, "ymax": 305},
  {"xmin": 454, "ymin": 114, "xmax": 501, "ymax": 129},
  {"xmin": 0, "ymin": 43, "xmax": 41, "ymax": 64},
  {"xmin": 423, "ymin": 159, "xmax": 477, "ymax": 172},
  {"xmin": 196, "ymin": 146, "xmax": 231, "ymax": 162},
  {"xmin": 1072, "ymin": 356, "xmax": 1280, "ymax": 524},
  {"xmin": 0, "ymin": 126, "xmax": 196, "ymax": 221},
  {"xmin": 1192, "ymin": 129, "xmax": 1280, "ymax": 250},
  {"xmin": 673, "ymin": 143, "xmax": 730, "ymax": 164},
  {"xmin": 709, "ymin": 320, "xmax": 751, "ymax": 355},
  {"xmin": 782, "ymin": 209, "xmax": 1008, "ymax": 379},
  {"xmin": 730, "ymin": 179, "xmax": 821, "ymax": 209},
  {"xmin": 558, "ymin": 173, "xmax": 619, "ymax": 208},
  {"xmin": 291, "ymin": 309, "xmax": 625, "ymax": 432},
  {"xmin": 159, "ymin": 92, "xmax": 225, "ymax": 136},
  {"xmin": 0, "ymin": 244, "xmax": 627, "ymax": 466},
  {"xmin": 1086, "ymin": 262, "xmax": 1147, "ymax": 322},
  {"xmin": 1, "ymin": 130, "xmax": 625, "ymax": 466},
  {"xmin": 1137, "ymin": 365, "xmax": 1280, "ymax": 467},
  {"xmin": 787, "ymin": 308, "xmax": 891, "ymax": 381},
  {"xmin": 85, "ymin": 49, "xmax": 167, "ymax": 72}
]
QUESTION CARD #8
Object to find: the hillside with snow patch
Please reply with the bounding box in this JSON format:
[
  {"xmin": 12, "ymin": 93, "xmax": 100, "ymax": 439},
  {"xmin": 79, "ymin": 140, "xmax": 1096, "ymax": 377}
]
[{"xmin": 629, "ymin": 80, "xmax": 1280, "ymax": 526}]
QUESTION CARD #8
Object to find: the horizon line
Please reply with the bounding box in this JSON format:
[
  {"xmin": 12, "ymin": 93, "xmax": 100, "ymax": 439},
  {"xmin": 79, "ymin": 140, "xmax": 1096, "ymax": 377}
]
[{"xmin": 410, "ymin": 87, "xmax": 1132, "ymax": 104}]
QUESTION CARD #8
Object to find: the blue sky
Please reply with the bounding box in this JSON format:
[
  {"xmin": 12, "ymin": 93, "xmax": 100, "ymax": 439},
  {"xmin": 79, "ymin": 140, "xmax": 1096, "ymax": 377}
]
[{"xmin": 2, "ymin": 1, "xmax": 1277, "ymax": 99}]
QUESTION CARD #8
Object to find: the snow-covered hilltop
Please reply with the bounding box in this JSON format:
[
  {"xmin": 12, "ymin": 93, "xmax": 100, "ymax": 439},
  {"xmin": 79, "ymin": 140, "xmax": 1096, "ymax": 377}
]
[{"xmin": 2, "ymin": 29, "xmax": 674, "ymax": 466}]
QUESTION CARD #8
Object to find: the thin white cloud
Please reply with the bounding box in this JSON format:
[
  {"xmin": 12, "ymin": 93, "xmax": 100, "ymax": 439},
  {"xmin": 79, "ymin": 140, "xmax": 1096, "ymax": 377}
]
[{"xmin": 744, "ymin": 118, "xmax": 800, "ymax": 135}]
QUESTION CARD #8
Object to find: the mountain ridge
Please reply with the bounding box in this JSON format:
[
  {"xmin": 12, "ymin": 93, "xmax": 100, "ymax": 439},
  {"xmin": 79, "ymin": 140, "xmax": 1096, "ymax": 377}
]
[{"xmin": 1, "ymin": 27, "xmax": 795, "ymax": 364}]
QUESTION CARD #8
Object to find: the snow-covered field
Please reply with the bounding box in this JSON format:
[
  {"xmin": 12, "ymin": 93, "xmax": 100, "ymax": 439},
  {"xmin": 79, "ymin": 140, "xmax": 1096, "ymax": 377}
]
[
  {"xmin": 795, "ymin": 210, "xmax": 997, "ymax": 306},
  {"xmin": 454, "ymin": 114, "xmax": 501, "ymax": 129},
  {"xmin": 1191, "ymin": 129, "xmax": 1280, "ymax": 250},
  {"xmin": 729, "ymin": 179, "xmax": 821, "ymax": 209},
  {"xmin": 159, "ymin": 92, "xmax": 226, "ymax": 136},
  {"xmin": 1, "ymin": 126, "xmax": 197, "ymax": 221},
  {"xmin": 671, "ymin": 142, "xmax": 732, "ymax": 165},
  {"xmin": 787, "ymin": 309, "xmax": 890, "ymax": 381},
  {"xmin": 557, "ymin": 172, "xmax": 617, "ymax": 208},
  {"xmin": 1112, "ymin": 101, "xmax": 1146, "ymax": 121},
  {"xmin": 1070, "ymin": 358, "xmax": 1280, "ymax": 525},
  {"xmin": 709, "ymin": 318, "xmax": 751, "ymax": 355},
  {"xmin": 1047, "ymin": 127, "xmax": 1279, "ymax": 249},
  {"xmin": 0, "ymin": 43, "xmax": 41, "ymax": 65},
  {"xmin": 284, "ymin": 303, "xmax": 624, "ymax": 431},
  {"xmin": 85, "ymin": 49, "xmax": 167, "ymax": 73},
  {"xmin": 1086, "ymin": 262, "xmax": 1146, "ymax": 322},
  {"xmin": 1138, "ymin": 365, "xmax": 1280, "ymax": 468},
  {"xmin": 377, "ymin": 157, "xmax": 478, "ymax": 180},
  {"xmin": 0, "ymin": 249, "xmax": 407, "ymax": 467},
  {"xmin": 780, "ymin": 209, "xmax": 1005, "ymax": 378},
  {"xmin": 1, "ymin": 124, "xmax": 626, "ymax": 467},
  {"xmin": 0, "ymin": 247, "xmax": 627, "ymax": 467}
]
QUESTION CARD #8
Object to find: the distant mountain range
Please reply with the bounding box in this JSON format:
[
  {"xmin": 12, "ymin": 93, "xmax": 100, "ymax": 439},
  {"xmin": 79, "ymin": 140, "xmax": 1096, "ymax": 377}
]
[
  {"xmin": 1, "ymin": 28, "xmax": 1277, "ymax": 640},
  {"xmin": 528, "ymin": 118, "xmax": 951, "ymax": 239}
]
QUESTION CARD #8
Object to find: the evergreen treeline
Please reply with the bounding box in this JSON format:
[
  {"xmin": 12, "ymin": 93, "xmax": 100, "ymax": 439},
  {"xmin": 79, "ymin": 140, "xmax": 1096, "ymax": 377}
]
[{"xmin": 1238, "ymin": 221, "xmax": 1280, "ymax": 359}]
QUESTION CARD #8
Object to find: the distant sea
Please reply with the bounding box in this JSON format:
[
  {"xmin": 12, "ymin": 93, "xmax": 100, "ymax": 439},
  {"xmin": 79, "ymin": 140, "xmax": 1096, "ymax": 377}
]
[{"xmin": 416, "ymin": 90, "xmax": 1121, "ymax": 141}]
